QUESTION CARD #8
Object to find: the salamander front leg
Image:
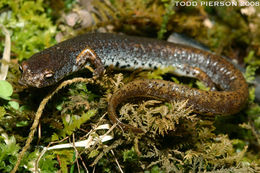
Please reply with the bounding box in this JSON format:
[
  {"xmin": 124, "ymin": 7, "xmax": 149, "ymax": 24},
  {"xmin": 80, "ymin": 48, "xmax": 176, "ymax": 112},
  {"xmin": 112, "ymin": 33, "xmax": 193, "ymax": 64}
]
[{"xmin": 76, "ymin": 46, "xmax": 105, "ymax": 78}]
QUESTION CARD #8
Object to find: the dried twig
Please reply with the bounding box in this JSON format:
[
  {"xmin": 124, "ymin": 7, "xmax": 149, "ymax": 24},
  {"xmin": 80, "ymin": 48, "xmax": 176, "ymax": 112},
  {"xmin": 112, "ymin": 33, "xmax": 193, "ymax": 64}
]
[{"xmin": 0, "ymin": 24, "xmax": 11, "ymax": 80}]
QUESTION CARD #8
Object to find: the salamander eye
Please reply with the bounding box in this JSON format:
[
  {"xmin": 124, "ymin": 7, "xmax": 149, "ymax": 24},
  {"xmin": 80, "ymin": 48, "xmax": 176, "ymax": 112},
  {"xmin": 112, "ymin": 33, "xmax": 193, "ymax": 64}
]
[
  {"xmin": 45, "ymin": 73, "xmax": 54, "ymax": 78},
  {"xmin": 19, "ymin": 66, "xmax": 23, "ymax": 73},
  {"xmin": 44, "ymin": 70, "xmax": 54, "ymax": 78},
  {"xmin": 20, "ymin": 62, "xmax": 28, "ymax": 73}
]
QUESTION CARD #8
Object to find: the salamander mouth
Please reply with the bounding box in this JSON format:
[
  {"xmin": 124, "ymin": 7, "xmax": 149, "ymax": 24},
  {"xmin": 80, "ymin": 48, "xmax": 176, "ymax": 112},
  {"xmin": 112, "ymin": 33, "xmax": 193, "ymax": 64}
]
[
  {"xmin": 18, "ymin": 78, "xmax": 27, "ymax": 86},
  {"xmin": 18, "ymin": 75, "xmax": 43, "ymax": 88}
]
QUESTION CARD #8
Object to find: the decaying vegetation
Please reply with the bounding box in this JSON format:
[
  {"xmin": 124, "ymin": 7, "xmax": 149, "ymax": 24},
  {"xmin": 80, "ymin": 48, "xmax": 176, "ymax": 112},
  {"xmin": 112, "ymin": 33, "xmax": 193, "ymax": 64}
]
[{"xmin": 0, "ymin": 0, "xmax": 259, "ymax": 172}]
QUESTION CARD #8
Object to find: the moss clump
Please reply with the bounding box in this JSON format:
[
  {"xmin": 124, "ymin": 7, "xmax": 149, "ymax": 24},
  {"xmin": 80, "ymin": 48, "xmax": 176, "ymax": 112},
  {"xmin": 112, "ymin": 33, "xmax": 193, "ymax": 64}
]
[
  {"xmin": 0, "ymin": 0, "xmax": 57, "ymax": 61},
  {"xmin": 1, "ymin": 0, "xmax": 260, "ymax": 172}
]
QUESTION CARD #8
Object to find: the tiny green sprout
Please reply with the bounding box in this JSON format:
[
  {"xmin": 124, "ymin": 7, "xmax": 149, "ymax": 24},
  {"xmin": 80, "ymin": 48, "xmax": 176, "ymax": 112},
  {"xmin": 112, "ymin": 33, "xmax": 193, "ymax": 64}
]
[
  {"xmin": 0, "ymin": 107, "xmax": 5, "ymax": 119},
  {"xmin": 0, "ymin": 80, "xmax": 13, "ymax": 100},
  {"xmin": 16, "ymin": 120, "xmax": 29, "ymax": 127},
  {"xmin": 0, "ymin": 80, "xmax": 19, "ymax": 110},
  {"xmin": 195, "ymin": 81, "xmax": 210, "ymax": 91},
  {"xmin": 8, "ymin": 101, "xmax": 19, "ymax": 110}
]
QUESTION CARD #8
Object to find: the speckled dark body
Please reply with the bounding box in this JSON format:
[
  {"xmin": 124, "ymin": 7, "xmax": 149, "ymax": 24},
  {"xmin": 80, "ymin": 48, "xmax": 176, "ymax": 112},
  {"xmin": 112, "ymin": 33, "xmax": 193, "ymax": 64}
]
[{"xmin": 19, "ymin": 33, "xmax": 249, "ymax": 132}]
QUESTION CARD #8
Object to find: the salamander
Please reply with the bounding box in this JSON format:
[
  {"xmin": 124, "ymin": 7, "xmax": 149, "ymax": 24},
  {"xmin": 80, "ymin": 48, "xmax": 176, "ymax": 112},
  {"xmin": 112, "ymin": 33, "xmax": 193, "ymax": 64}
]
[{"xmin": 19, "ymin": 33, "xmax": 249, "ymax": 133}]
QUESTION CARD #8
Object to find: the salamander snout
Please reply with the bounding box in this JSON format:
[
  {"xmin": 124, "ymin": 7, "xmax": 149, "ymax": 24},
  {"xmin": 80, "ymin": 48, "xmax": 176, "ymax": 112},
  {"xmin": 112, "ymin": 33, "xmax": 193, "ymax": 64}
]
[{"xmin": 19, "ymin": 61, "xmax": 55, "ymax": 88}]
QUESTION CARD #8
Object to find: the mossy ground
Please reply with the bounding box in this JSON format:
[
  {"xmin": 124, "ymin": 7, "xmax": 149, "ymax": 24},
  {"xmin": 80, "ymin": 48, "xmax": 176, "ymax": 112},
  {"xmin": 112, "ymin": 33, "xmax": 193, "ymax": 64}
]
[{"xmin": 0, "ymin": 0, "xmax": 259, "ymax": 172}]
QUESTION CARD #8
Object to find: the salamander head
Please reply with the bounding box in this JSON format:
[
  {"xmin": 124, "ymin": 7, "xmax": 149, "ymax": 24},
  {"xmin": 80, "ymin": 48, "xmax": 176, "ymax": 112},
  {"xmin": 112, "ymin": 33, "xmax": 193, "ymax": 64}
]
[
  {"xmin": 19, "ymin": 44, "xmax": 105, "ymax": 88},
  {"xmin": 19, "ymin": 52, "xmax": 59, "ymax": 88}
]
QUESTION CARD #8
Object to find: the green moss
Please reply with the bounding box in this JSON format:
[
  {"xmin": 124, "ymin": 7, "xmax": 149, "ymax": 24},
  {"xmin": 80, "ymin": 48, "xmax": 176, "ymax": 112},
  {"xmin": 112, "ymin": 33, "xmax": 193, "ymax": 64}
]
[
  {"xmin": 0, "ymin": 0, "xmax": 56, "ymax": 61},
  {"xmin": 157, "ymin": 0, "xmax": 175, "ymax": 39},
  {"xmin": 1, "ymin": 0, "xmax": 260, "ymax": 172}
]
